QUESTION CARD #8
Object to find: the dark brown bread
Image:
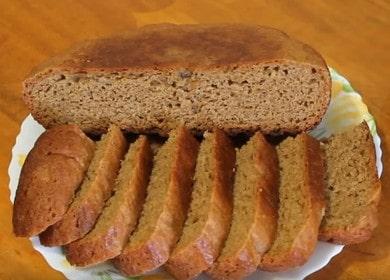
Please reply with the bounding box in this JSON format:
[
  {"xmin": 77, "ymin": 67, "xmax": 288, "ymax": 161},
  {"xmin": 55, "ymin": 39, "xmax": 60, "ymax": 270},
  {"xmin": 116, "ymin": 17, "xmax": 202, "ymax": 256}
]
[
  {"xmin": 23, "ymin": 24, "xmax": 331, "ymax": 136},
  {"xmin": 13, "ymin": 125, "xmax": 95, "ymax": 237},
  {"xmin": 208, "ymin": 132, "xmax": 279, "ymax": 280},
  {"xmin": 261, "ymin": 134, "xmax": 325, "ymax": 271},
  {"xmin": 113, "ymin": 126, "xmax": 199, "ymax": 276},
  {"xmin": 319, "ymin": 122, "xmax": 381, "ymax": 244},
  {"xmin": 39, "ymin": 125, "xmax": 127, "ymax": 246},
  {"xmin": 165, "ymin": 129, "xmax": 235, "ymax": 280},
  {"xmin": 66, "ymin": 136, "xmax": 152, "ymax": 266}
]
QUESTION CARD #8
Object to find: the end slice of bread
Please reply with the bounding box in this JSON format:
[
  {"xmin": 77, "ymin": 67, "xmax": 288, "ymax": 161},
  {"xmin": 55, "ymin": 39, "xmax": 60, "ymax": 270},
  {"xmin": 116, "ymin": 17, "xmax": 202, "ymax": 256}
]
[
  {"xmin": 65, "ymin": 136, "xmax": 152, "ymax": 266},
  {"xmin": 319, "ymin": 122, "xmax": 381, "ymax": 244},
  {"xmin": 13, "ymin": 125, "xmax": 95, "ymax": 237},
  {"xmin": 261, "ymin": 134, "xmax": 325, "ymax": 271},
  {"xmin": 165, "ymin": 129, "xmax": 235, "ymax": 280},
  {"xmin": 113, "ymin": 126, "xmax": 199, "ymax": 276},
  {"xmin": 40, "ymin": 125, "xmax": 127, "ymax": 246},
  {"xmin": 208, "ymin": 132, "xmax": 279, "ymax": 280}
]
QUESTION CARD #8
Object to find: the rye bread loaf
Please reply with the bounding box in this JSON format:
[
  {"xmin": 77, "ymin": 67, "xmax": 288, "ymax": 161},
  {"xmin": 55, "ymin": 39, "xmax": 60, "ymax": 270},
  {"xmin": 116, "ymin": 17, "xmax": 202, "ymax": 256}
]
[
  {"xmin": 66, "ymin": 136, "xmax": 152, "ymax": 266},
  {"xmin": 23, "ymin": 24, "xmax": 331, "ymax": 136},
  {"xmin": 113, "ymin": 126, "xmax": 199, "ymax": 276},
  {"xmin": 39, "ymin": 125, "xmax": 127, "ymax": 246},
  {"xmin": 261, "ymin": 134, "xmax": 325, "ymax": 271},
  {"xmin": 208, "ymin": 132, "xmax": 279, "ymax": 280},
  {"xmin": 319, "ymin": 122, "xmax": 381, "ymax": 244},
  {"xmin": 13, "ymin": 125, "xmax": 95, "ymax": 237},
  {"xmin": 165, "ymin": 129, "xmax": 235, "ymax": 280}
]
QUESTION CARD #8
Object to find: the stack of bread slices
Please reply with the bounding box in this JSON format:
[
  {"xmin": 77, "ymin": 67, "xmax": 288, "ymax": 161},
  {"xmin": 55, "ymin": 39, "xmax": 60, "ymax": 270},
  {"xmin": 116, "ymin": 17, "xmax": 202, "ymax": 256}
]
[{"xmin": 13, "ymin": 122, "xmax": 380, "ymax": 279}]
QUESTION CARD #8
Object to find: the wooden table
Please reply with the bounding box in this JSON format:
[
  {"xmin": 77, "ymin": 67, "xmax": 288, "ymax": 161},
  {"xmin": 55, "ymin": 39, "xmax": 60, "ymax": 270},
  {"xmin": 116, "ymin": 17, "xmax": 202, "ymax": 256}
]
[{"xmin": 0, "ymin": 1, "xmax": 389, "ymax": 279}]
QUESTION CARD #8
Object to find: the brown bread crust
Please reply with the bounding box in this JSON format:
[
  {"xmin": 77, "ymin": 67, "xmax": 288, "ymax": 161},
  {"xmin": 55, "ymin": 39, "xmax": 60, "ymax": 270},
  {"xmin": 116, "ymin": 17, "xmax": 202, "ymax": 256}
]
[
  {"xmin": 208, "ymin": 132, "xmax": 279, "ymax": 280},
  {"xmin": 319, "ymin": 122, "xmax": 381, "ymax": 244},
  {"xmin": 23, "ymin": 24, "xmax": 331, "ymax": 136},
  {"xmin": 65, "ymin": 136, "xmax": 152, "ymax": 266},
  {"xmin": 12, "ymin": 125, "xmax": 95, "ymax": 237},
  {"xmin": 261, "ymin": 134, "xmax": 325, "ymax": 271},
  {"xmin": 113, "ymin": 127, "xmax": 199, "ymax": 276},
  {"xmin": 39, "ymin": 125, "xmax": 127, "ymax": 246},
  {"xmin": 165, "ymin": 129, "xmax": 235, "ymax": 280}
]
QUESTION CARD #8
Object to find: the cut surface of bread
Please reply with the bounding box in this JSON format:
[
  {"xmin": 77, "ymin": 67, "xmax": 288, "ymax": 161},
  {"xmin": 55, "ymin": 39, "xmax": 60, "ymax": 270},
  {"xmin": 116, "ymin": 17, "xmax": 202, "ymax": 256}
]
[
  {"xmin": 24, "ymin": 24, "xmax": 331, "ymax": 136},
  {"xmin": 319, "ymin": 122, "xmax": 381, "ymax": 244},
  {"xmin": 39, "ymin": 125, "xmax": 127, "ymax": 246},
  {"xmin": 113, "ymin": 126, "xmax": 199, "ymax": 276},
  {"xmin": 65, "ymin": 136, "xmax": 152, "ymax": 266},
  {"xmin": 165, "ymin": 129, "xmax": 235, "ymax": 280},
  {"xmin": 13, "ymin": 125, "xmax": 95, "ymax": 237},
  {"xmin": 208, "ymin": 132, "xmax": 279, "ymax": 280},
  {"xmin": 261, "ymin": 134, "xmax": 325, "ymax": 271}
]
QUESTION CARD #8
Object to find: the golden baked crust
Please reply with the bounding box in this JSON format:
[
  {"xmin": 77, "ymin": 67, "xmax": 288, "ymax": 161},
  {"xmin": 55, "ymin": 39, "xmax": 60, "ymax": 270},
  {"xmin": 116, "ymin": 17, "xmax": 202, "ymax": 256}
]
[
  {"xmin": 39, "ymin": 125, "xmax": 127, "ymax": 246},
  {"xmin": 25, "ymin": 24, "xmax": 327, "ymax": 74},
  {"xmin": 165, "ymin": 129, "xmax": 235, "ymax": 280},
  {"xmin": 12, "ymin": 125, "xmax": 95, "ymax": 237},
  {"xmin": 261, "ymin": 134, "xmax": 325, "ymax": 271},
  {"xmin": 208, "ymin": 132, "xmax": 279, "ymax": 280},
  {"xmin": 65, "ymin": 136, "xmax": 152, "ymax": 266},
  {"xmin": 113, "ymin": 126, "xmax": 199, "ymax": 276}
]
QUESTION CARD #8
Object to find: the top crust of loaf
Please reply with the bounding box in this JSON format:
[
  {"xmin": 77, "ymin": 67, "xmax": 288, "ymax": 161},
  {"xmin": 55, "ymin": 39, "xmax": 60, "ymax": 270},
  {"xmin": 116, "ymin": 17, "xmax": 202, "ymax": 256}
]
[{"xmin": 25, "ymin": 24, "xmax": 328, "ymax": 76}]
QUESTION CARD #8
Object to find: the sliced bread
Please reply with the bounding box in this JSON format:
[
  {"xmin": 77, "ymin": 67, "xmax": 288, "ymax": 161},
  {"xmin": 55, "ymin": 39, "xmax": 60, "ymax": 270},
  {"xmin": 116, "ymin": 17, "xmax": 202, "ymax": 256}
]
[
  {"xmin": 39, "ymin": 125, "xmax": 127, "ymax": 246},
  {"xmin": 319, "ymin": 122, "xmax": 381, "ymax": 244},
  {"xmin": 208, "ymin": 132, "xmax": 279, "ymax": 280},
  {"xmin": 13, "ymin": 125, "xmax": 95, "ymax": 237},
  {"xmin": 65, "ymin": 135, "xmax": 152, "ymax": 266},
  {"xmin": 261, "ymin": 134, "xmax": 325, "ymax": 271},
  {"xmin": 165, "ymin": 129, "xmax": 235, "ymax": 280},
  {"xmin": 23, "ymin": 24, "xmax": 330, "ymax": 136},
  {"xmin": 113, "ymin": 126, "xmax": 199, "ymax": 276}
]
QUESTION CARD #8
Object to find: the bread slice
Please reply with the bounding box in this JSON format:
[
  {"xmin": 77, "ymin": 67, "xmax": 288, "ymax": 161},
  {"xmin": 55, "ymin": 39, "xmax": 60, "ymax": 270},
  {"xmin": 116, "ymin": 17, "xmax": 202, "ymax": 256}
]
[
  {"xmin": 261, "ymin": 134, "xmax": 325, "ymax": 271},
  {"xmin": 39, "ymin": 125, "xmax": 127, "ymax": 246},
  {"xmin": 319, "ymin": 122, "xmax": 381, "ymax": 244},
  {"xmin": 23, "ymin": 24, "xmax": 330, "ymax": 136},
  {"xmin": 208, "ymin": 132, "xmax": 279, "ymax": 280},
  {"xmin": 13, "ymin": 125, "xmax": 95, "ymax": 237},
  {"xmin": 165, "ymin": 129, "xmax": 235, "ymax": 279},
  {"xmin": 65, "ymin": 136, "xmax": 152, "ymax": 266},
  {"xmin": 113, "ymin": 126, "xmax": 199, "ymax": 276}
]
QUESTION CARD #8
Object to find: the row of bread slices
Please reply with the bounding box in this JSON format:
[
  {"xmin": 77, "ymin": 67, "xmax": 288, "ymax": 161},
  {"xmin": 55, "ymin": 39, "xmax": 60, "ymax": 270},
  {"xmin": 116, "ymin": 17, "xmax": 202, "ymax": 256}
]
[{"xmin": 12, "ymin": 122, "xmax": 380, "ymax": 280}]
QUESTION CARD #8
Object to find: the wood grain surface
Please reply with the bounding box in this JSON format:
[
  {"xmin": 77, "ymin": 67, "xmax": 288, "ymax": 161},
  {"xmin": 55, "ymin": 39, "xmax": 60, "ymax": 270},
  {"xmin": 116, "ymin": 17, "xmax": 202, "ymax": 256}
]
[{"xmin": 0, "ymin": 1, "xmax": 389, "ymax": 279}]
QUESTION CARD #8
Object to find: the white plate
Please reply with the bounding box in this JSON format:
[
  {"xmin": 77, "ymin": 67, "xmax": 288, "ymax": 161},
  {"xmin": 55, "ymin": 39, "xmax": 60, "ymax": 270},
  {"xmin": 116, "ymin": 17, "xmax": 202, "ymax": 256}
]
[{"xmin": 8, "ymin": 69, "xmax": 383, "ymax": 280}]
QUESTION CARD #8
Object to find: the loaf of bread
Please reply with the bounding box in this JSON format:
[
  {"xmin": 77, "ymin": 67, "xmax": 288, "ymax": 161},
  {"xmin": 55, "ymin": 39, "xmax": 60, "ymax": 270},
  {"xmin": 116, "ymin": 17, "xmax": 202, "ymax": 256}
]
[
  {"xmin": 208, "ymin": 132, "xmax": 279, "ymax": 280},
  {"xmin": 13, "ymin": 125, "xmax": 95, "ymax": 237},
  {"xmin": 165, "ymin": 129, "xmax": 235, "ymax": 280},
  {"xmin": 66, "ymin": 136, "xmax": 152, "ymax": 266},
  {"xmin": 39, "ymin": 125, "xmax": 127, "ymax": 246},
  {"xmin": 261, "ymin": 134, "xmax": 325, "ymax": 271},
  {"xmin": 319, "ymin": 122, "xmax": 381, "ymax": 244},
  {"xmin": 113, "ymin": 126, "xmax": 199, "ymax": 276},
  {"xmin": 23, "ymin": 24, "xmax": 331, "ymax": 136}
]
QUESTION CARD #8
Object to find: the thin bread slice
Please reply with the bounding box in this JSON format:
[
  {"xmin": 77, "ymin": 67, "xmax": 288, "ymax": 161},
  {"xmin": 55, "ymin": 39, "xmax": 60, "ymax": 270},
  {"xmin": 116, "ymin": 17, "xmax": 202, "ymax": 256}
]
[
  {"xmin": 319, "ymin": 122, "xmax": 381, "ymax": 244},
  {"xmin": 40, "ymin": 125, "xmax": 127, "ymax": 246},
  {"xmin": 113, "ymin": 126, "xmax": 199, "ymax": 276},
  {"xmin": 208, "ymin": 132, "xmax": 279, "ymax": 280},
  {"xmin": 13, "ymin": 125, "xmax": 95, "ymax": 237},
  {"xmin": 65, "ymin": 136, "xmax": 152, "ymax": 266},
  {"xmin": 165, "ymin": 129, "xmax": 235, "ymax": 280},
  {"xmin": 261, "ymin": 134, "xmax": 325, "ymax": 271}
]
